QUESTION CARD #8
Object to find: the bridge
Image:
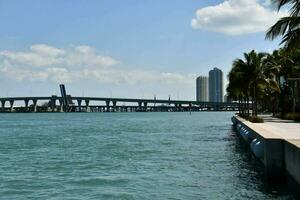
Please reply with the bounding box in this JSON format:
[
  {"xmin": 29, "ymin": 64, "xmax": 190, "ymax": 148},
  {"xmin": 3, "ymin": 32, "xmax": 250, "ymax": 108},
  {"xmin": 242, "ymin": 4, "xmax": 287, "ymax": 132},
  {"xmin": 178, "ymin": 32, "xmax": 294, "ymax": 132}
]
[
  {"xmin": 0, "ymin": 84, "xmax": 241, "ymax": 113},
  {"xmin": 0, "ymin": 96, "xmax": 240, "ymax": 113}
]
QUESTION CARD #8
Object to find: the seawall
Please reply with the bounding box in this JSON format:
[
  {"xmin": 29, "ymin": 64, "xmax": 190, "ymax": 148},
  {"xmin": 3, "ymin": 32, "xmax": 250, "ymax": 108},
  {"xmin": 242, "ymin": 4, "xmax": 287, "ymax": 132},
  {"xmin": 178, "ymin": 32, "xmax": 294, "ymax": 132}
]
[{"xmin": 231, "ymin": 115, "xmax": 300, "ymax": 188}]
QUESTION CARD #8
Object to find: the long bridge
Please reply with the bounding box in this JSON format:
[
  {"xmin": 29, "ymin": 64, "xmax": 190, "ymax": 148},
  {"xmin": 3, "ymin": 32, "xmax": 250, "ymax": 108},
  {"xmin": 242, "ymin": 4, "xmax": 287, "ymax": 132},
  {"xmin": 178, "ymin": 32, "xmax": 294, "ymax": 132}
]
[
  {"xmin": 0, "ymin": 96, "xmax": 240, "ymax": 113},
  {"xmin": 0, "ymin": 84, "xmax": 240, "ymax": 113}
]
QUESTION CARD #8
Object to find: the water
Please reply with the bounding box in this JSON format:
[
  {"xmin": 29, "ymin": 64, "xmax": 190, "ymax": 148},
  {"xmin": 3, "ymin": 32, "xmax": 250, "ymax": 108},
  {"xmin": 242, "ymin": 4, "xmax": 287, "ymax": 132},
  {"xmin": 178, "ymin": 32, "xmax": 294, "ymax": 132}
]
[{"xmin": 0, "ymin": 112, "xmax": 294, "ymax": 199}]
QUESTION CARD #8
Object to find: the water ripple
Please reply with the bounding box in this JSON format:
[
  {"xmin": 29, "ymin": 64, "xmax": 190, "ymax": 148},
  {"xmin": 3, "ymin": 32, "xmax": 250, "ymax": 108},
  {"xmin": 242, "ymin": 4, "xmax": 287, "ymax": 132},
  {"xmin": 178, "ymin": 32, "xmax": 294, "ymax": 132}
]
[{"xmin": 0, "ymin": 112, "xmax": 295, "ymax": 199}]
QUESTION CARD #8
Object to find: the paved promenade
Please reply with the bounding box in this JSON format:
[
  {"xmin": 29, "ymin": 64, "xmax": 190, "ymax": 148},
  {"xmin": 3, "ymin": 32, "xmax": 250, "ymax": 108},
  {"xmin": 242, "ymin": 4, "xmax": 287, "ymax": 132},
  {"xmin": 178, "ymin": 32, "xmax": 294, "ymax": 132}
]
[
  {"xmin": 238, "ymin": 115, "xmax": 300, "ymax": 147},
  {"xmin": 259, "ymin": 115, "xmax": 300, "ymax": 147}
]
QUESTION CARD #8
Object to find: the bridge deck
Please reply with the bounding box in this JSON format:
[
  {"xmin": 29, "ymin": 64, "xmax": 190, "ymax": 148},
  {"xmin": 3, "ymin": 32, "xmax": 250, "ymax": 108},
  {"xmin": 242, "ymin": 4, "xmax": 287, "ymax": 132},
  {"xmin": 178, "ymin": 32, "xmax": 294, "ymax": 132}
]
[{"xmin": 0, "ymin": 96, "xmax": 239, "ymax": 106}]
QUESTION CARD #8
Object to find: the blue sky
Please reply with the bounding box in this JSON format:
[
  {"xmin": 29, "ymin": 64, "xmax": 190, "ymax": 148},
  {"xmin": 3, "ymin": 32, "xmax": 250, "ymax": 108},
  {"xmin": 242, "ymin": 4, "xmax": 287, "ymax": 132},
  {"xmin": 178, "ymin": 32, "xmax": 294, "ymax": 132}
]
[{"xmin": 0, "ymin": 0, "xmax": 284, "ymax": 100}]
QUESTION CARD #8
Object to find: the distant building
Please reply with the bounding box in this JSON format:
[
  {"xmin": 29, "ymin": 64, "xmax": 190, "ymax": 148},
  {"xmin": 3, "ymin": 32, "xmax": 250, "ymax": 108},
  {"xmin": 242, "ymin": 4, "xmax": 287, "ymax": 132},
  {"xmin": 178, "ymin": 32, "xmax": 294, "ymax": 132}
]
[
  {"xmin": 196, "ymin": 76, "xmax": 209, "ymax": 101},
  {"xmin": 209, "ymin": 68, "xmax": 223, "ymax": 102}
]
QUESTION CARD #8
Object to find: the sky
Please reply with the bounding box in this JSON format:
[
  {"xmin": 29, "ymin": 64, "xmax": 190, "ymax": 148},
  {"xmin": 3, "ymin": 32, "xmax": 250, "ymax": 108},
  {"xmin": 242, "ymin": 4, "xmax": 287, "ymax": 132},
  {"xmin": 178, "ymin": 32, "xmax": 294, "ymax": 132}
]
[{"xmin": 0, "ymin": 0, "xmax": 286, "ymax": 100}]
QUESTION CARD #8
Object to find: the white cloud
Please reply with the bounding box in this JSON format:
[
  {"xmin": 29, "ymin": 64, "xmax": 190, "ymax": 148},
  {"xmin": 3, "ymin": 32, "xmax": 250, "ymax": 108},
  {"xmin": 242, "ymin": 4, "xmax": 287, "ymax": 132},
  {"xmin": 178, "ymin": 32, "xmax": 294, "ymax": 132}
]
[
  {"xmin": 191, "ymin": 0, "xmax": 287, "ymax": 35},
  {"xmin": 0, "ymin": 44, "xmax": 117, "ymax": 68},
  {"xmin": 0, "ymin": 44, "xmax": 195, "ymax": 87},
  {"xmin": 30, "ymin": 44, "xmax": 65, "ymax": 57},
  {"xmin": 0, "ymin": 50, "xmax": 62, "ymax": 67},
  {"xmin": 66, "ymin": 46, "xmax": 118, "ymax": 68},
  {"xmin": 74, "ymin": 45, "xmax": 95, "ymax": 54}
]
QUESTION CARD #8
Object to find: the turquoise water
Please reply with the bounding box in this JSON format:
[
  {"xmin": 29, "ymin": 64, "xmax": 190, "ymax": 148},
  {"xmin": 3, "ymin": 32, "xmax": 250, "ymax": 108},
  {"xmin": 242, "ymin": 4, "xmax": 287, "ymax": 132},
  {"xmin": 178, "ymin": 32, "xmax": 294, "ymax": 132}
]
[{"xmin": 0, "ymin": 112, "xmax": 294, "ymax": 199}]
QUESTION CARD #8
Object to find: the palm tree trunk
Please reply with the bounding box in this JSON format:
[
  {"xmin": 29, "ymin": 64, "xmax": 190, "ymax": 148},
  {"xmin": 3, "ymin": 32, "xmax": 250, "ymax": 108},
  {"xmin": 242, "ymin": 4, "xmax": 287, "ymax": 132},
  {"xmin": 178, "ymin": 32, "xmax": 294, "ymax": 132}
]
[
  {"xmin": 292, "ymin": 81, "xmax": 296, "ymax": 113},
  {"xmin": 252, "ymin": 97, "xmax": 254, "ymax": 116},
  {"xmin": 243, "ymin": 96, "xmax": 246, "ymax": 115},
  {"xmin": 241, "ymin": 96, "xmax": 243, "ymax": 115},
  {"xmin": 238, "ymin": 96, "xmax": 241, "ymax": 114},
  {"xmin": 254, "ymin": 86, "xmax": 258, "ymax": 116},
  {"xmin": 247, "ymin": 95, "xmax": 250, "ymax": 117},
  {"xmin": 272, "ymin": 96, "xmax": 275, "ymax": 117},
  {"xmin": 253, "ymin": 86, "xmax": 257, "ymax": 116}
]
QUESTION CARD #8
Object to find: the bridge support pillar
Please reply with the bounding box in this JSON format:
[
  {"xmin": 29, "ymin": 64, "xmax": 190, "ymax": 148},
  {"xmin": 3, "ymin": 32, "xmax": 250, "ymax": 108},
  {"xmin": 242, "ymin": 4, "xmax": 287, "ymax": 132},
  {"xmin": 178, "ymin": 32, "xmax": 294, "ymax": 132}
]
[
  {"xmin": 24, "ymin": 99, "xmax": 30, "ymax": 112},
  {"xmin": 178, "ymin": 104, "xmax": 182, "ymax": 112},
  {"xmin": 77, "ymin": 99, "xmax": 82, "ymax": 112},
  {"xmin": 9, "ymin": 100, "xmax": 14, "ymax": 112},
  {"xmin": 138, "ymin": 102, "xmax": 142, "ymax": 111},
  {"xmin": 85, "ymin": 100, "xmax": 90, "ymax": 112},
  {"xmin": 106, "ymin": 101, "xmax": 110, "ymax": 112},
  {"xmin": 51, "ymin": 101, "xmax": 56, "ymax": 112},
  {"xmin": 1, "ymin": 100, "xmax": 5, "ymax": 112},
  {"xmin": 143, "ymin": 102, "xmax": 147, "ymax": 111},
  {"xmin": 58, "ymin": 100, "xmax": 63, "ymax": 112},
  {"xmin": 50, "ymin": 96, "xmax": 57, "ymax": 112},
  {"xmin": 112, "ymin": 101, "xmax": 117, "ymax": 112},
  {"xmin": 32, "ymin": 99, "xmax": 37, "ymax": 112}
]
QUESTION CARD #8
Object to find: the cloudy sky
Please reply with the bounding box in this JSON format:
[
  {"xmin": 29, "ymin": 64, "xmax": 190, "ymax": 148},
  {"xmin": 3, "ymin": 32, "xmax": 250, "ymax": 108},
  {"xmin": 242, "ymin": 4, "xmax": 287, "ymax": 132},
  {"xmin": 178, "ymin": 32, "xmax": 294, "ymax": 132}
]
[{"xmin": 0, "ymin": 0, "xmax": 285, "ymax": 100}]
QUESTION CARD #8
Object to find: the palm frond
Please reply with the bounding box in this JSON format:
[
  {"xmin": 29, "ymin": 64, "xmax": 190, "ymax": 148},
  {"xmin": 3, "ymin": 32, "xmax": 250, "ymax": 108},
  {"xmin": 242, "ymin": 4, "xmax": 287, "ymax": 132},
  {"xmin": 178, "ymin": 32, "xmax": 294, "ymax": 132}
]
[
  {"xmin": 281, "ymin": 28, "xmax": 300, "ymax": 50},
  {"xmin": 266, "ymin": 17, "xmax": 292, "ymax": 40},
  {"xmin": 268, "ymin": 79, "xmax": 281, "ymax": 93}
]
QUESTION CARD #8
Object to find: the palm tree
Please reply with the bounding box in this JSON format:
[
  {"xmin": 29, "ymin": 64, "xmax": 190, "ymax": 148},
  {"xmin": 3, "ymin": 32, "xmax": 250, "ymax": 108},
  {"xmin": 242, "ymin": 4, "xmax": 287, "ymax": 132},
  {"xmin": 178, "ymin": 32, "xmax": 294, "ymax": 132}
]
[
  {"xmin": 266, "ymin": 0, "xmax": 300, "ymax": 50},
  {"xmin": 228, "ymin": 51, "xmax": 261, "ymax": 116},
  {"xmin": 262, "ymin": 50, "xmax": 282, "ymax": 79},
  {"xmin": 228, "ymin": 50, "xmax": 281, "ymax": 117},
  {"xmin": 247, "ymin": 51, "xmax": 271, "ymax": 116},
  {"xmin": 230, "ymin": 56, "xmax": 254, "ymax": 116},
  {"xmin": 227, "ymin": 62, "xmax": 248, "ymax": 115},
  {"xmin": 262, "ymin": 49, "xmax": 300, "ymax": 114},
  {"xmin": 262, "ymin": 51, "xmax": 283, "ymax": 114},
  {"xmin": 284, "ymin": 50, "xmax": 300, "ymax": 113}
]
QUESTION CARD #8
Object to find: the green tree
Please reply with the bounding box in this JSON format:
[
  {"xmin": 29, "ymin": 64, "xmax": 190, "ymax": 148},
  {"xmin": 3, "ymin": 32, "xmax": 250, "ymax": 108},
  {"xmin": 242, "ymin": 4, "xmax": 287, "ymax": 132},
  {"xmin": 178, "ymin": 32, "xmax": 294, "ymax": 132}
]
[
  {"xmin": 228, "ymin": 50, "xmax": 280, "ymax": 117},
  {"xmin": 227, "ymin": 62, "xmax": 248, "ymax": 115},
  {"xmin": 262, "ymin": 49, "xmax": 300, "ymax": 114}
]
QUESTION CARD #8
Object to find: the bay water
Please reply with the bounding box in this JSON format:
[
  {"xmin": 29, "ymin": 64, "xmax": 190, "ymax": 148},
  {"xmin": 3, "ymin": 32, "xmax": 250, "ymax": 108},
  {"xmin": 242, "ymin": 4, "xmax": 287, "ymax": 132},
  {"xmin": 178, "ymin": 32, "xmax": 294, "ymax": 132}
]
[{"xmin": 0, "ymin": 112, "xmax": 294, "ymax": 199}]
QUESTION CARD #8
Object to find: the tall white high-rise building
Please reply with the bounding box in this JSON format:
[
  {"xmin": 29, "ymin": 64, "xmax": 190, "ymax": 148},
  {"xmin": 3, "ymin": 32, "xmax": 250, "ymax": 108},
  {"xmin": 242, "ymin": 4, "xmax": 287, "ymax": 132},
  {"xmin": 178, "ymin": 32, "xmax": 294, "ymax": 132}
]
[
  {"xmin": 196, "ymin": 76, "xmax": 209, "ymax": 102},
  {"xmin": 209, "ymin": 67, "xmax": 223, "ymax": 102}
]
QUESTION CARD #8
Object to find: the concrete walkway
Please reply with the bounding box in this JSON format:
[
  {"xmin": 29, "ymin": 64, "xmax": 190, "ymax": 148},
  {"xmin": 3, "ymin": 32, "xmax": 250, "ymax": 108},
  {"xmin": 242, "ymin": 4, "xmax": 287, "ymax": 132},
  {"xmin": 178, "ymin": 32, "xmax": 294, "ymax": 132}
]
[
  {"xmin": 241, "ymin": 115, "xmax": 300, "ymax": 147},
  {"xmin": 259, "ymin": 115, "xmax": 300, "ymax": 147}
]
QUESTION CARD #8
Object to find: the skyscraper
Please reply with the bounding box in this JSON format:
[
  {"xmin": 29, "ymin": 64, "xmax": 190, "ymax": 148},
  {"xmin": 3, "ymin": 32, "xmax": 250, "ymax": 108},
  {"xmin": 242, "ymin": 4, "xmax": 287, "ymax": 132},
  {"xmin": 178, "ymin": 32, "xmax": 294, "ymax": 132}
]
[
  {"xmin": 209, "ymin": 67, "xmax": 223, "ymax": 102},
  {"xmin": 196, "ymin": 76, "xmax": 209, "ymax": 102}
]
